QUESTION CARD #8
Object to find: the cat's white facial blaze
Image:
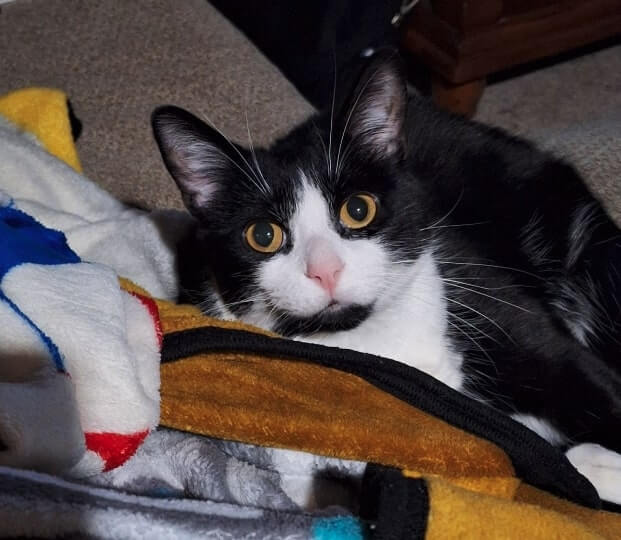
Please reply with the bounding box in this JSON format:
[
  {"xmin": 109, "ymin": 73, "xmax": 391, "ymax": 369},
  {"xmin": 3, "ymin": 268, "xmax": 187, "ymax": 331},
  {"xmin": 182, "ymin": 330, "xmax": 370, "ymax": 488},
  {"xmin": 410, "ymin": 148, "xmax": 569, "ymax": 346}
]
[{"xmin": 254, "ymin": 177, "xmax": 390, "ymax": 321}]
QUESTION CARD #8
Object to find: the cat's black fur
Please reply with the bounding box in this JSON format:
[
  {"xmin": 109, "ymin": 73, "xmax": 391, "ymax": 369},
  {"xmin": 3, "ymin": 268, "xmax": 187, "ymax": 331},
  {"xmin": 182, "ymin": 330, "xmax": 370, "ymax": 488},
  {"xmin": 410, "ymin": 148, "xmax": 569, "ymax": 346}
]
[{"xmin": 153, "ymin": 54, "xmax": 621, "ymax": 458}]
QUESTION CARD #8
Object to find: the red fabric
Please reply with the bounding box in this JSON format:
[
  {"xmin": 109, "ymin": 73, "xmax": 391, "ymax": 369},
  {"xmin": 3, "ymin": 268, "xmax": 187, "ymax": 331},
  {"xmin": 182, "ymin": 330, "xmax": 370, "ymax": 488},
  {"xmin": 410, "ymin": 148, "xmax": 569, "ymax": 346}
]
[
  {"xmin": 85, "ymin": 430, "xmax": 149, "ymax": 471},
  {"xmin": 128, "ymin": 290, "xmax": 163, "ymax": 348}
]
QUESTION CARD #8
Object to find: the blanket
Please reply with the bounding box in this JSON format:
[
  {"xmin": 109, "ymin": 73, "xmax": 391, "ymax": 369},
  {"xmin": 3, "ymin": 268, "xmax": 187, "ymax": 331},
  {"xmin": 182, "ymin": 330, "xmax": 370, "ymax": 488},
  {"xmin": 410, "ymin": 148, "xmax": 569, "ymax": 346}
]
[
  {"xmin": 0, "ymin": 89, "xmax": 366, "ymax": 538},
  {"xmin": 0, "ymin": 90, "xmax": 166, "ymax": 477},
  {"xmin": 0, "ymin": 201, "xmax": 160, "ymax": 476},
  {"xmin": 1, "ymin": 88, "xmax": 621, "ymax": 539}
]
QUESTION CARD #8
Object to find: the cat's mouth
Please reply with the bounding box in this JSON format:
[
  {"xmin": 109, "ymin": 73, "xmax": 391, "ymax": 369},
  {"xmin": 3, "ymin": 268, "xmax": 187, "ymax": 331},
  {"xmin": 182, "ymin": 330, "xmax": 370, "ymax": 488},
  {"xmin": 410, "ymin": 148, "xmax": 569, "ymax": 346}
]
[{"xmin": 272, "ymin": 302, "xmax": 373, "ymax": 337}]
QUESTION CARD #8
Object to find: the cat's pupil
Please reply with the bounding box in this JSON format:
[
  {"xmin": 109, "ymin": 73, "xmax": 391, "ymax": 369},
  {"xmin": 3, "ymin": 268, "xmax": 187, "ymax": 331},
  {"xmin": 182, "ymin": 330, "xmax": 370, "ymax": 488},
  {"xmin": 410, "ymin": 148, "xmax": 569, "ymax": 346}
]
[
  {"xmin": 253, "ymin": 221, "xmax": 274, "ymax": 247},
  {"xmin": 347, "ymin": 196, "xmax": 368, "ymax": 222}
]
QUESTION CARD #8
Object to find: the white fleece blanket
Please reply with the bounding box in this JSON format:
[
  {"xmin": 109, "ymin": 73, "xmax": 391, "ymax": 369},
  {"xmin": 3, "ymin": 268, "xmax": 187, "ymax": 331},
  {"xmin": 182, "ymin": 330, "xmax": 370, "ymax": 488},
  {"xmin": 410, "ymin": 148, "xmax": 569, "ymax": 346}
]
[{"xmin": 0, "ymin": 117, "xmax": 192, "ymax": 476}]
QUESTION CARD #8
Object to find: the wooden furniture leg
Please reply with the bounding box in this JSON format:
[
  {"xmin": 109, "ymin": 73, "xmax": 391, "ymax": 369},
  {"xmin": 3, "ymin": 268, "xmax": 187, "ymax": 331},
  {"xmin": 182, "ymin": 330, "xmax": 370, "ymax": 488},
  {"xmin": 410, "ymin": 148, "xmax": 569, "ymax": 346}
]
[
  {"xmin": 402, "ymin": 0, "xmax": 621, "ymax": 118},
  {"xmin": 431, "ymin": 76, "xmax": 486, "ymax": 117}
]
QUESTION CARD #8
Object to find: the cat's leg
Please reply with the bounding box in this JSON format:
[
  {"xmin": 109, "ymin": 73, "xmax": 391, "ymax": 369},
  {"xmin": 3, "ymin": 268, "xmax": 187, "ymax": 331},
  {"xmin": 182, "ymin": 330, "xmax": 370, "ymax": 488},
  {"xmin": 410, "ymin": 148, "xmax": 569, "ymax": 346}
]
[{"xmin": 565, "ymin": 443, "xmax": 621, "ymax": 504}]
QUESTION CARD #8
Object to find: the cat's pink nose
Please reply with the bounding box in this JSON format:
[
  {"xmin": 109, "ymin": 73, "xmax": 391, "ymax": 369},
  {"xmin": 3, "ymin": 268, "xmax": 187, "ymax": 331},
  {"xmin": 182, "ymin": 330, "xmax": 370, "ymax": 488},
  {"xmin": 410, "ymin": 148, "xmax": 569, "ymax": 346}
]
[
  {"xmin": 306, "ymin": 259, "xmax": 343, "ymax": 295},
  {"xmin": 305, "ymin": 243, "xmax": 344, "ymax": 296}
]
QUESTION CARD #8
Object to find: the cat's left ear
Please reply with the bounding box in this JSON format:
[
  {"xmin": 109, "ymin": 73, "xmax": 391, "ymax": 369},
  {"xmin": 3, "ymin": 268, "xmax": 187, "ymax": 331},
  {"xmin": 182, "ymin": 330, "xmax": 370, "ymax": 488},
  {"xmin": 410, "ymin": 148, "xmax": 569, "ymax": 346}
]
[
  {"xmin": 151, "ymin": 105, "xmax": 237, "ymax": 214},
  {"xmin": 344, "ymin": 52, "xmax": 408, "ymax": 158}
]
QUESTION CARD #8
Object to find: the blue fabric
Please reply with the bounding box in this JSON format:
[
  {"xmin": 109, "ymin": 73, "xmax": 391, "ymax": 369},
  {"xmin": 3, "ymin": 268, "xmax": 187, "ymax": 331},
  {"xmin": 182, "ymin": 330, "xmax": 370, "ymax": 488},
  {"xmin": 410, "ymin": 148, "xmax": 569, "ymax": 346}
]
[
  {"xmin": 0, "ymin": 205, "xmax": 80, "ymax": 372},
  {"xmin": 312, "ymin": 516, "xmax": 366, "ymax": 540},
  {"xmin": 0, "ymin": 206, "xmax": 79, "ymax": 280}
]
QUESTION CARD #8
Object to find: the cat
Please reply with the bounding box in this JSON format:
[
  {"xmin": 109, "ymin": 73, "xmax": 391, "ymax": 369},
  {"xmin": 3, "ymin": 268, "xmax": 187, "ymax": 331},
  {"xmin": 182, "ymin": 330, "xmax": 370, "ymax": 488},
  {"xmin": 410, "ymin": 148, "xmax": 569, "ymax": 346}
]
[{"xmin": 152, "ymin": 53, "xmax": 621, "ymax": 504}]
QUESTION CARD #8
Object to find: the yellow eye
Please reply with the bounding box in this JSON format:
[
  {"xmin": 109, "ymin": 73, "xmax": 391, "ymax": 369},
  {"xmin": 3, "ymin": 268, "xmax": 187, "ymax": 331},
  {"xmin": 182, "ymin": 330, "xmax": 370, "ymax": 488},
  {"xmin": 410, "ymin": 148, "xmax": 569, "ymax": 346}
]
[
  {"xmin": 339, "ymin": 193, "xmax": 377, "ymax": 229},
  {"xmin": 244, "ymin": 221, "xmax": 284, "ymax": 253}
]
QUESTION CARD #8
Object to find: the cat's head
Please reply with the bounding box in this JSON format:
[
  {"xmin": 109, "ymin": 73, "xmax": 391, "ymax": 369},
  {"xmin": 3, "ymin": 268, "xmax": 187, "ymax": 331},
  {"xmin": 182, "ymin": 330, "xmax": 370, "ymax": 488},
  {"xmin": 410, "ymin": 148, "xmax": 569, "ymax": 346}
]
[{"xmin": 152, "ymin": 55, "xmax": 431, "ymax": 336}]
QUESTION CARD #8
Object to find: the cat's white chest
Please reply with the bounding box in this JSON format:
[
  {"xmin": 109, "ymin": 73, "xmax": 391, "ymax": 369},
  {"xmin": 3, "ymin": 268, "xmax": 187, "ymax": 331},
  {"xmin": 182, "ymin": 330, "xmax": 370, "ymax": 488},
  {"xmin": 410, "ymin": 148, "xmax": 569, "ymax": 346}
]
[{"xmin": 296, "ymin": 252, "xmax": 464, "ymax": 390}]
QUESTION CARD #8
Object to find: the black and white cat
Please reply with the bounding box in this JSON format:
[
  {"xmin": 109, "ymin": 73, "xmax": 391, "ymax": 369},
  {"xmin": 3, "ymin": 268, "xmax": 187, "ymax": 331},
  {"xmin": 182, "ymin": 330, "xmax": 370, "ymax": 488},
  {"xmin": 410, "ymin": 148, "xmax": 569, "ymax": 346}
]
[{"xmin": 152, "ymin": 55, "xmax": 621, "ymax": 503}]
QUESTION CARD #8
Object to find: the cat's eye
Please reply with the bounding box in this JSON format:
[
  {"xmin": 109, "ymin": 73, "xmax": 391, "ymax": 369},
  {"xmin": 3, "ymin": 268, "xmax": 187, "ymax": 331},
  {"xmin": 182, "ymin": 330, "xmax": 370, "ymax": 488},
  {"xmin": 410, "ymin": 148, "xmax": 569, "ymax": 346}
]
[
  {"xmin": 244, "ymin": 221, "xmax": 284, "ymax": 253},
  {"xmin": 339, "ymin": 193, "xmax": 377, "ymax": 229}
]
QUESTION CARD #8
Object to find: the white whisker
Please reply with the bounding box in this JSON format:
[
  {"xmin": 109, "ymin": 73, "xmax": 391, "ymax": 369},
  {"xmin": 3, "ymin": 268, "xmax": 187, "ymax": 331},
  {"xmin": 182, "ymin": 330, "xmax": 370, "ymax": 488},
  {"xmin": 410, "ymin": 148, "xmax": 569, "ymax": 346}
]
[
  {"xmin": 334, "ymin": 64, "xmax": 383, "ymax": 180},
  {"xmin": 327, "ymin": 51, "xmax": 337, "ymax": 178},
  {"xmin": 421, "ymin": 221, "xmax": 489, "ymax": 232},
  {"xmin": 198, "ymin": 108, "xmax": 269, "ymax": 196},
  {"xmin": 436, "ymin": 260, "xmax": 543, "ymax": 281},
  {"xmin": 444, "ymin": 281, "xmax": 532, "ymax": 313},
  {"xmin": 446, "ymin": 296, "xmax": 515, "ymax": 344},
  {"xmin": 245, "ymin": 109, "xmax": 271, "ymax": 195},
  {"xmin": 423, "ymin": 187, "xmax": 464, "ymax": 230}
]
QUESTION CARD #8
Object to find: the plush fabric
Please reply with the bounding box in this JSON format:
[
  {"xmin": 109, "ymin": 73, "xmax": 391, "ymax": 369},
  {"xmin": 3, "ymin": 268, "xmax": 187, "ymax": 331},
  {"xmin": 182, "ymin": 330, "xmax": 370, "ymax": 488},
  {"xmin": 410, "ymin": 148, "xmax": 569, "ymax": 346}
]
[
  {"xmin": 0, "ymin": 200, "xmax": 160, "ymax": 477},
  {"xmin": 0, "ymin": 94, "xmax": 191, "ymax": 302},
  {"xmin": 154, "ymin": 316, "xmax": 621, "ymax": 537},
  {"xmin": 0, "ymin": 88, "xmax": 81, "ymax": 172},
  {"xmin": 0, "ymin": 466, "xmax": 359, "ymax": 540}
]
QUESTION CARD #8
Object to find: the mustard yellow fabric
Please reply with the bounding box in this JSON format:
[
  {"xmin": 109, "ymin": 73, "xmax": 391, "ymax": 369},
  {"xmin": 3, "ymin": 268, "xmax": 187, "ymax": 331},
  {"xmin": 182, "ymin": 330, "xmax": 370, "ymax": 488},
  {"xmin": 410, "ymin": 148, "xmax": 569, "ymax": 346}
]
[
  {"xmin": 425, "ymin": 477, "xmax": 615, "ymax": 539},
  {"xmin": 0, "ymin": 88, "xmax": 82, "ymax": 172},
  {"xmin": 9, "ymin": 89, "xmax": 621, "ymax": 539},
  {"xmin": 155, "ymin": 299, "xmax": 621, "ymax": 538}
]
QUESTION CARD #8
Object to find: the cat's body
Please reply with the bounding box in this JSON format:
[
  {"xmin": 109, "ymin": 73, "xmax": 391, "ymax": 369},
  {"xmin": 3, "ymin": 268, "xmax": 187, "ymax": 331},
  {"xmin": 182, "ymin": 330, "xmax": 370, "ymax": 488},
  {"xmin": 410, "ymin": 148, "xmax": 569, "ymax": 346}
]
[{"xmin": 153, "ymin": 55, "xmax": 621, "ymax": 503}]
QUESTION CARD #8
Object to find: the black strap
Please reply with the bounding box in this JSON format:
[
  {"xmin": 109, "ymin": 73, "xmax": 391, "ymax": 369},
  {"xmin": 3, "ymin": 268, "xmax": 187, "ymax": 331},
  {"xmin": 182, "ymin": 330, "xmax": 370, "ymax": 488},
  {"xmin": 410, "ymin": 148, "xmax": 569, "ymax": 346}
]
[
  {"xmin": 162, "ymin": 326, "xmax": 599, "ymax": 509},
  {"xmin": 361, "ymin": 465, "xmax": 429, "ymax": 540}
]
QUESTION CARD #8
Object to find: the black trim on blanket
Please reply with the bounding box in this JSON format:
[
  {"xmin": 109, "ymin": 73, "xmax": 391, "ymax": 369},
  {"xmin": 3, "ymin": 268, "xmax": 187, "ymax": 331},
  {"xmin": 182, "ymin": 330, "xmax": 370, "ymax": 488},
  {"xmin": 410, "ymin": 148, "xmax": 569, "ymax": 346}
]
[
  {"xmin": 161, "ymin": 326, "xmax": 600, "ymax": 509},
  {"xmin": 360, "ymin": 464, "xmax": 429, "ymax": 540},
  {"xmin": 602, "ymin": 500, "xmax": 621, "ymax": 514}
]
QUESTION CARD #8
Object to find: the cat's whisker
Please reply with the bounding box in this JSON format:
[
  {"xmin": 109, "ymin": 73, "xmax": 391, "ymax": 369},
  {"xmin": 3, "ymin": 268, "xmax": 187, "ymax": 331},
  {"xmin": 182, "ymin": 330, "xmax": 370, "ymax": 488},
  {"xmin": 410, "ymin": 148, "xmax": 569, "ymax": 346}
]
[
  {"xmin": 334, "ymin": 62, "xmax": 386, "ymax": 181},
  {"xmin": 446, "ymin": 319, "xmax": 492, "ymax": 363},
  {"xmin": 447, "ymin": 310, "xmax": 500, "ymax": 345},
  {"xmin": 327, "ymin": 50, "xmax": 338, "ymax": 178},
  {"xmin": 334, "ymin": 139, "xmax": 356, "ymax": 181},
  {"xmin": 259, "ymin": 302, "xmax": 282, "ymax": 329},
  {"xmin": 245, "ymin": 109, "xmax": 271, "ymax": 195},
  {"xmin": 442, "ymin": 278, "xmax": 534, "ymax": 292},
  {"xmin": 311, "ymin": 121, "xmax": 331, "ymax": 178},
  {"xmin": 209, "ymin": 144, "xmax": 266, "ymax": 194},
  {"xmin": 197, "ymin": 108, "xmax": 270, "ymax": 197},
  {"xmin": 444, "ymin": 281, "xmax": 532, "ymax": 313},
  {"xmin": 420, "ymin": 221, "xmax": 490, "ymax": 232},
  {"xmin": 422, "ymin": 187, "xmax": 465, "ymax": 230},
  {"xmin": 218, "ymin": 295, "xmax": 270, "ymax": 310},
  {"xmin": 435, "ymin": 260, "xmax": 544, "ymax": 281},
  {"xmin": 445, "ymin": 296, "xmax": 515, "ymax": 345}
]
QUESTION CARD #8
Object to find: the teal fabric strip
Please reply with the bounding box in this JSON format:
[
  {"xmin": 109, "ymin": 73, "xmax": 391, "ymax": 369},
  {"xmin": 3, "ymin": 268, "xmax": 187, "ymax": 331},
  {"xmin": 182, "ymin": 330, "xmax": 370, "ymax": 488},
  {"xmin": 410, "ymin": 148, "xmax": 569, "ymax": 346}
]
[{"xmin": 312, "ymin": 516, "xmax": 366, "ymax": 540}]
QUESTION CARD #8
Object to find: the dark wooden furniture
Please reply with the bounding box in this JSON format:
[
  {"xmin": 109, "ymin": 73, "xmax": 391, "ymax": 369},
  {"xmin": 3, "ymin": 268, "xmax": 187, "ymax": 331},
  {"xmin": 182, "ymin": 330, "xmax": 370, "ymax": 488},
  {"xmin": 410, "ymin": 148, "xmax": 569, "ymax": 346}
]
[{"xmin": 401, "ymin": 0, "xmax": 621, "ymax": 115}]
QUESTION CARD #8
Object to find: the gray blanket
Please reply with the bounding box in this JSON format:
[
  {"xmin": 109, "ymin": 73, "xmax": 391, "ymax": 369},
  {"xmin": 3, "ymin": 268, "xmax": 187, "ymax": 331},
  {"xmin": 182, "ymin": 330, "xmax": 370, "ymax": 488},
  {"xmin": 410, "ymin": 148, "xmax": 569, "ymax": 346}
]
[{"xmin": 0, "ymin": 429, "xmax": 367, "ymax": 539}]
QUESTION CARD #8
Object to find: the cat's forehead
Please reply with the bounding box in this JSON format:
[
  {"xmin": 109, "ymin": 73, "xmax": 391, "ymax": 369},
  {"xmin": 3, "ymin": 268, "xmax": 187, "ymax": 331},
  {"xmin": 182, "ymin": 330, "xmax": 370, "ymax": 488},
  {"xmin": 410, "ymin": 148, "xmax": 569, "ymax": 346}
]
[
  {"xmin": 289, "ymin": 171, "xmax": 335, "ymax": 233},
  {"xmin": 254, "ymin": 165, "xmax": 332, "ymax": 227}
]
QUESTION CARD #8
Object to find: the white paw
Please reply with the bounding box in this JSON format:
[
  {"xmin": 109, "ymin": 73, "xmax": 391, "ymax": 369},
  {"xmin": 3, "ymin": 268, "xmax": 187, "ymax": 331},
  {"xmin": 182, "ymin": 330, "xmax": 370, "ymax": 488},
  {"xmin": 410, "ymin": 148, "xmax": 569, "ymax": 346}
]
[{"xmin": 566, "ymin": 443, "xmax": 621, "ymax": 504}]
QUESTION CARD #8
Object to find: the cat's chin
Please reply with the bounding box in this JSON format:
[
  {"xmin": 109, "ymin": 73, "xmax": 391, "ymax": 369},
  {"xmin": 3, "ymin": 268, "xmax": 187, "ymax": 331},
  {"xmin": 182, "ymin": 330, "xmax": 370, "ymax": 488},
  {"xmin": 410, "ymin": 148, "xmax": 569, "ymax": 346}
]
[{"xmin": 272, "ymin": 303, "xmax": 373, "ymax": 337}]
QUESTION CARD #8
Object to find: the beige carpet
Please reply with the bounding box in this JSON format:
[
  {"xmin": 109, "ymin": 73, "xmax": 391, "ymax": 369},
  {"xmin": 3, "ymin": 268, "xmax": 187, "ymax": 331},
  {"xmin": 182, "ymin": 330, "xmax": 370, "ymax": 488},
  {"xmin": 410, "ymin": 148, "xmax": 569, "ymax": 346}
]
[{"xmin": 0, "ymin": 0, "xmax": 313, "ymax": 209}]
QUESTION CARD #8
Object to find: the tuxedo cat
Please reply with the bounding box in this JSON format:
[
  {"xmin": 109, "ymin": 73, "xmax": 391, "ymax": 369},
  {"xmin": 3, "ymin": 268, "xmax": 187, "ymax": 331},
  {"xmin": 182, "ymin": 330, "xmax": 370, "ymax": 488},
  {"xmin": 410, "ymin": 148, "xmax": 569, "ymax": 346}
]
[{"xmin": 152, "ymin": 54, "xmax": 621, "ymax": 503}]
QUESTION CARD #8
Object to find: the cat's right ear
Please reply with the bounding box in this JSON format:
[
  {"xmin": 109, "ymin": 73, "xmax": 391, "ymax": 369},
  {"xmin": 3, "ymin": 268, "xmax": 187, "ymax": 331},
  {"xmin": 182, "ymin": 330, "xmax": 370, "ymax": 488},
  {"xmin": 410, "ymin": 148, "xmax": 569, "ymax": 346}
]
[{"xmin": 151, "ymin": 106, "xmax": 231, "ymax": 213}]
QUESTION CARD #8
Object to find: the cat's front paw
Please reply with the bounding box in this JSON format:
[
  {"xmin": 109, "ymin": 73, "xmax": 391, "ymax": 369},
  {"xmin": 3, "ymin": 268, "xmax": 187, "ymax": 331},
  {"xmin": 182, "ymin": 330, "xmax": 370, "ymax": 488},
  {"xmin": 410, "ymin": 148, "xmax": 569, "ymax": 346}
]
[{"xmin": 565, "ymin": 443, "xmax": 621, "ymax": 504}]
